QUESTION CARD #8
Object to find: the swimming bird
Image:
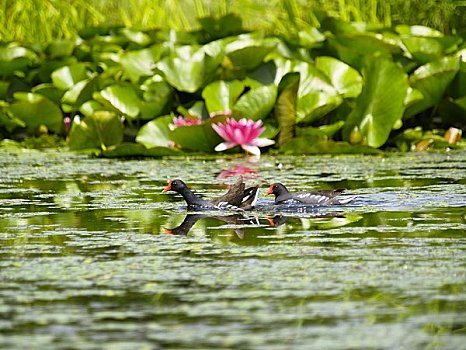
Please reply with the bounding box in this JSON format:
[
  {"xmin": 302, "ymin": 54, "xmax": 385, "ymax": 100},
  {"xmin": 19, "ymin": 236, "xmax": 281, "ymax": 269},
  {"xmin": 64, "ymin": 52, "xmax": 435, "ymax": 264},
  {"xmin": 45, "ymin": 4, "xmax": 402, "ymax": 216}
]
[
  {"xmin": 266, "ymin": 182, "xmax": 355, "ymax": 205},
  {"xmin": 163, "ymin": 176, "xmax": 259, "ymax": 210}
]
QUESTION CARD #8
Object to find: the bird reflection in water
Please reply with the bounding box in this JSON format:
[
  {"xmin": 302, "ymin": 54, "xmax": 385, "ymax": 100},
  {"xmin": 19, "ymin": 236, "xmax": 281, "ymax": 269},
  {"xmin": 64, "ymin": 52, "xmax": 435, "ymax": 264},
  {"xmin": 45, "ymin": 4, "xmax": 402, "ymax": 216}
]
[{"xmin": 163, "ymin": 213, "xmax": 260, "ymax": 239}]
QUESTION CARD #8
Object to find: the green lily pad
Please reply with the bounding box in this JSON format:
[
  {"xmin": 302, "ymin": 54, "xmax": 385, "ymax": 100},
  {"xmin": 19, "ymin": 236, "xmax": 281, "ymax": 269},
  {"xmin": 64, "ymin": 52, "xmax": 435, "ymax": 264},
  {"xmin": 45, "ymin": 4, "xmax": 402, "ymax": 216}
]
[
  {"xmin": 8, "ymin": 92, "xmax": 63, "ymax": 133},
  {"xmin": 136, "ymin": 116, "xmax": 172, "ymax": 148},
  {"xmin": 157, "ymin": 45, "xmax": 223, "ymax": 93},
  {"xmin": 68, "ymin": 111, "xmax": 123, "ymax": 151},
  {"xmin": 315, "ymin": 56, "xmax": 363, "ymax": 98},
  {"xmin": 405, "ymin": 55, "xmax": 460, "ymax": 118},
  {"xmin": 202, "ymin": 80, "xmax": 245, "ymax": 114},
  {"xmin": 343, "ymin": 57, "xmax": 409, "ymax": 148},
  {"xmin": 51, "ymin": 63, "xmax": 89, "ymax": 90},
  {"xmin": 170, "ymin": 115, "xmax": 224, "ymax": 152},
  {"xmin": 119, "ymin": 46, "xmax": 163, "ymax": 82},
  {"xmin": 225, "ymin": 35, "xmax": 278, "ymax": 70},
  {"xmin": 98, "ymin": 83, "xmax": 141, "ymax": 119},
  {"xmin": 0, "ymin": 44, "xmax": 38, "ymax": 76},
  {"xmin": 233, "ymin": 84, "xmax": 277, "ymax": 121}
]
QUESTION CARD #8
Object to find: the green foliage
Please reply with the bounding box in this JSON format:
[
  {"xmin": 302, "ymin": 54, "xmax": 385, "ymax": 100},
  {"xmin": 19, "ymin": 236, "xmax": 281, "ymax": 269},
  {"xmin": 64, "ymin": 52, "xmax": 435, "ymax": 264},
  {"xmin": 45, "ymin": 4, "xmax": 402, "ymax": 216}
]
[{"xmin": 0, "ymin": 13, "xmax": 465, "ymax": 156}]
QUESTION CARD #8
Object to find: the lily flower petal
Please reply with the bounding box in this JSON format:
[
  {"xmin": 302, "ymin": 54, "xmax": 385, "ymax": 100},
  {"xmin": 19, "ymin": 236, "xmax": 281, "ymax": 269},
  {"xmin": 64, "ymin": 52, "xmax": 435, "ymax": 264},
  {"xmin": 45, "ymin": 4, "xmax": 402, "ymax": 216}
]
[{"xmin": 241, "ymin": 144, "xmax": 261, "ymax": 156}]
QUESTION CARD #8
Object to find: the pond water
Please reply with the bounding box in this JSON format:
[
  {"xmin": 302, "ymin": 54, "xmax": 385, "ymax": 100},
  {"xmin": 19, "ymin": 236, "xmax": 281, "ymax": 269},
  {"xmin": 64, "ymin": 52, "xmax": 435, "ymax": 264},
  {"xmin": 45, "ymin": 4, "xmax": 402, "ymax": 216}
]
[{"xmin": 0, "ymin": 148, "xmax": 465, "ymax": 349}]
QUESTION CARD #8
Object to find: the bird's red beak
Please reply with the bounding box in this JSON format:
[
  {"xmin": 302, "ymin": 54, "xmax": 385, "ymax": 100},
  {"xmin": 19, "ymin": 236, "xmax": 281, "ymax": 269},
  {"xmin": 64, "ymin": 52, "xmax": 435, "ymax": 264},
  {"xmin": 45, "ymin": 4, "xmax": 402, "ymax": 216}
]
[
  {"xmin": 265, "ymin": 184, "xmax": 273, "ymax": 196},
  {"xmin": 266, "ymin": 216, "xmax": 276, "ymax": 226},
  {"xmin": 162, "ymin": 182, "xmax": 171, "ymax": 192},
  {"xmin": 162, "ymin": 227, "xmax": 172, "ymax": 234}
]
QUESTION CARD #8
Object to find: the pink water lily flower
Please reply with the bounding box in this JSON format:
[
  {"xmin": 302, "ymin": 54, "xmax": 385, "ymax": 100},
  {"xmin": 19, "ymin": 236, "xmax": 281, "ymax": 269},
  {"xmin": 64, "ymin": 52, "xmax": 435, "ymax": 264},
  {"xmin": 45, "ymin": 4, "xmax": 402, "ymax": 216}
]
[
  {"xmin": 172, "ymin": 116, "xmax": 203, "ymax": 128},
  {"xmin": 212, "ymin": 118, "xmax": 275, "ymax": 156}
]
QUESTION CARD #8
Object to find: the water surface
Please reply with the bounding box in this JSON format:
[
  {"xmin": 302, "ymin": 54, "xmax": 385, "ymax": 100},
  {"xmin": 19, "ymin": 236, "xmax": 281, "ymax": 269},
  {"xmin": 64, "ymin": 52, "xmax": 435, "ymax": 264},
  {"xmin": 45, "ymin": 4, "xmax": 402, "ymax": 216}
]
[{"xmin": 1, "ymin": 149, "xmax": 465, "ymax": 349}]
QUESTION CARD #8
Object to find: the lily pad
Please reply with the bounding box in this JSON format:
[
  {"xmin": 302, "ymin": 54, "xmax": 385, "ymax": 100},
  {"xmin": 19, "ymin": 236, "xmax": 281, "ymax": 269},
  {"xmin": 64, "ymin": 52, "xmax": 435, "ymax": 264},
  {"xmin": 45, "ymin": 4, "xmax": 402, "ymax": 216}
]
[
  {"xmin": 233, "ymin": 84, "xmax": 277, "ymax": 120},
  {"xmin": 68, "ymin": 111, "xmax": 123, "ymax": 151},
  {"xmin": 170, "ymin": 115, "xmax": 225, "ymax": 152},
  {"xmin": 136, "ymin": 116, "xmax": 172, "ymax": 148},
  {"xmin": 315, "ymin": 56, "xmax": 363, "ymax": 98},
  {"xmin": 156, "ymin": 45, "xmax": 223, "ymax": 93},
  {"xmin": 202, "ymin": 80, "xmax": 245, "ymax": 114},
  {"xmin": 343, "ymin": 57, "xmax": 409, "ymax": 148},
  {"xmin": 405, "ymin": 55, "xmax": 460, "ymax": 118},
  {"xmin": 8, "ymin": 92, "xmax": 63, "ymax": 133},
  {"xmin": 51, "ymin": 63, "xmax": 89, "ymax": 90},
  {"xmin": 98, "ymin": 83, "xmax": 141, "ymax": 119}
]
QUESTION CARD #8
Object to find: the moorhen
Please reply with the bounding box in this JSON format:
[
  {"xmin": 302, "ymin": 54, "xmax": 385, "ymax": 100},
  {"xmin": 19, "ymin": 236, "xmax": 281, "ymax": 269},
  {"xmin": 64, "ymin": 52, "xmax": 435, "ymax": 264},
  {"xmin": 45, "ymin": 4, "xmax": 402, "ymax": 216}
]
[
  {"xmin": 266, "ymin": 182, "xmax": 355, "ymax": 205},
  {"xmin": 163, "ymin": 176, "xmax": 259, "ymax": 210}
]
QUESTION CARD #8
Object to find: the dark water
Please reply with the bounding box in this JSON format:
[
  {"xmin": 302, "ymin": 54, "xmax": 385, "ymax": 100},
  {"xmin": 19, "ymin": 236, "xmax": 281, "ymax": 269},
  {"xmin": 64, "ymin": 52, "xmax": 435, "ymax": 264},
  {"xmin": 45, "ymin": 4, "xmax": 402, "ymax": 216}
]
[{"xmin": 0, "ymin": 148, "xmax": 465, "ymax": 349}]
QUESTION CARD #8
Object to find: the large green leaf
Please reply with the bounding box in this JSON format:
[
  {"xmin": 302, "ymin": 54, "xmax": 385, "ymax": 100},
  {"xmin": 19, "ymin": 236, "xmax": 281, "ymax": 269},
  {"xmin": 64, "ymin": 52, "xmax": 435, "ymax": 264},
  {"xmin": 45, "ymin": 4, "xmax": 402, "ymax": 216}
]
[
  {"xmin": 275, "ymin": 59, "xmax": 343, "ymax": 123},
  {"xmin": 225, "ymin": 35, "xmax": 278, "ymax": 70},
  {"xmin": 169, "ymin": 115, "xmax": 224, "ymax": 152},
  {"xmin": 343, "ymin": 57, "xmax": 409, "ymax": 148},
  {"xmin": 328, "ymin": 33, "xmax": 400, "ymax": 70},
  {"xmin": 61, "ymin": 77, "xmax": 98, "ymax": 112},
  {"xmin": 139, "ymin": 77, "xmax": 173, "ymax": 120},
  {"xmin": 202, "ymin": 80, "xmax": 244, "ymax": 114},
  {"xmin": 0, "ymin": 44, "xmax": 38, "ymax": 76},
  {"xmin": 275, "ymin": 72, "xmax": 299, "ymax": 146},
  {"xmin": 119, "ymin": 46, "xmax": 163, "ymax": 82},
  {"xmin": 404, "ymin": 56, "xmax": 460, "ymax": 118},
  {"xmin": 8, "ymin": 92, "xmax": 63, "ymax": 133},
  {"xmin": 51, "ymin": 63, "xmax": 89, "ymax": 90},
  {"xmin": 156, "ymin": 45, "xmax": 223, "ymax": 92},
  {"xmin": 68, "ymin": 111, "xmax": 123, "ymax": 151},
  {"xmin": 97, "ymin": 83, "xmax": 140, "ymax": 119},
  {"xmin": 135, "ymin": 116, "xmax": 172, "ymax": 148},
  {"xmin": 0, "ymin": 105, "xmax": 26, "ymax": 132},
  {"xmin": 233, "ymin": 84, "xmax": 277, "ymax": 120},
  {"xmin": 315, "ymin": 56, "xmax": 363, "ymax": 98}
]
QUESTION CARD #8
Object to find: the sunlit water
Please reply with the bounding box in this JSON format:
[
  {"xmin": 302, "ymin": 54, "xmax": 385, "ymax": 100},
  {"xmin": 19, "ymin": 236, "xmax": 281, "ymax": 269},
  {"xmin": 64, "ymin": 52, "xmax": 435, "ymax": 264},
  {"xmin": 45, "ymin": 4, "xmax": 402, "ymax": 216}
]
[{"xmin": 0, "ymin": 148, "xmax": 465, "ymax": 349}]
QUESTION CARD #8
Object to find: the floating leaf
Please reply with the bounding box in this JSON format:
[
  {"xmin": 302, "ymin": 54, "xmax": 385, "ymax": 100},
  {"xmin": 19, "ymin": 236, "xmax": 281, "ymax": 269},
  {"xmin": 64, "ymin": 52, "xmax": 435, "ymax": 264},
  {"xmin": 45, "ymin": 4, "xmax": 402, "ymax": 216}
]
[
  {"xmin": 68, "ymin": 111, "xmax": 123, "ymax": 151},
  {"xmin": 343, "ymin": 57, "xmax": 409, "ymax": 148},
  {"xmin": 233, "ymin": 84, "xmax": 277, "ymax": 120},
  {"xmin": 8, "ymin": 92, "xmax": 63, "ymax": 133},
  {"xmin": 136, "ymin": 116, "xmax": 172, "ymax": 148},
  {"xmin": 202, "ymin": 80, "xmax": 244, "ymax": 114}
]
